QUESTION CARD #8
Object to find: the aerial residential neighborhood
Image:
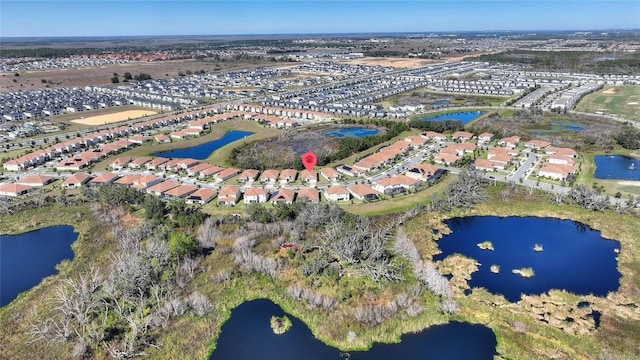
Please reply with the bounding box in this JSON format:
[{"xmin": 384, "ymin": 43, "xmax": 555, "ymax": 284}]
[{"xmin": 1, "ymin": 2, "xmax": 640, "ymax": 360}]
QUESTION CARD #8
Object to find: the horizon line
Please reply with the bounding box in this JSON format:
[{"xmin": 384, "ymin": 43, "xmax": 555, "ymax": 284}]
[{"xmin": 2, "ymin": 28, "xmax": 639, "ymax": 40}]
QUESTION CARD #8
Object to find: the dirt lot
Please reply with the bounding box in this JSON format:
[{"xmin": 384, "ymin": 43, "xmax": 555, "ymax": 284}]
[
  {"xmin": 338, "ymin": 57, "xmax": 443, "ymax": 69},
  {"xmin": 70, "ymin": 109, "xmax": 157, "ymax": 125},
  {"xmin": 0, "ymin": 58, "xmax": 276, "ymax": 92}
]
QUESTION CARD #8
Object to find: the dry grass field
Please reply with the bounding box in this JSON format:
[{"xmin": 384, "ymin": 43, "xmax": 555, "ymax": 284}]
[{"xmin": 70, "ymin": 109, "xmax": 156, "ymax": 125}]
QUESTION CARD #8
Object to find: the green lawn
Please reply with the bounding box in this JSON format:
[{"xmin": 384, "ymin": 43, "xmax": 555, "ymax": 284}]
[{"xmin": 576, "ymin": 86, "xmax": 640, "ymax": 120}]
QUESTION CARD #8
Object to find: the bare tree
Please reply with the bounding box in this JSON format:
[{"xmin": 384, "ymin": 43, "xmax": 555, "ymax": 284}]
[
  {"xmin": 187, "ymin": 292, "xmax": 213, "ymax": 317},
  {"xmin": 197, "ymin": 217, "xmax": 222, "ymax": 249}
]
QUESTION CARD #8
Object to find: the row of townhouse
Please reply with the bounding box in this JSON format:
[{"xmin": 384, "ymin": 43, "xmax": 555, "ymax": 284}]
[
  {"xmin": 228, "ymin": 104, "xmax": 333, "ymax": 122},
  {"xmin": 550, "ymin": 82, "xmax": 603, "ymax": 111},
  {"xmin": 0, "ymin": 87, "xmax": 133, "ymax": 121}
]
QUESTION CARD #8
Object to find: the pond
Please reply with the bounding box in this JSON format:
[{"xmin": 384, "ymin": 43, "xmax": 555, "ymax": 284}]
[
  {"xmin": 432, "ymin": 100, "xmax": 450, "ymax": 107},
  {"xmin": 594, "ymin": 155, "xmax": 640, "ymax": 181},
  {"xmin": 549, "ymin": 121, "xmax": 586, "ymax": 132},
  {"xmin": 423, "ymin": 111, "xmax": 485, "ymax": 125},
  {"xmin": 1, "ymin": 226, "xmax": 78, "ymax": 307},
  {"xmin": 324, "ymin": 127, "xmax": 379, "ymax": 138},
  {"xmin": 154, "ymin": 130, "xmax": 254, "ymax": 160},
  {"xmin": 211, "ymin": 299, "xmax": 496, "ymax": 360},
  {"xmin": 433, "ymin": 217, "xmax": 620, "ymax": 303}
]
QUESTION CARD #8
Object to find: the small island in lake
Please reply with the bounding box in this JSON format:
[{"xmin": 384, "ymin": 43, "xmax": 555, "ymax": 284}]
[
  {"xmin": 490, "ymin": 264, "xmax": 500, "ymax": 274},
  {"xmin": 512, "ymin": 267, "xmax": 535, "ymax": 278},
  {"xmin": 270, "ymin": 315, "xmax": 293, "ymax": 335},
  {"xmin": 477, "ymin": 241, "xmax": 494, "ymax": 251},
  {"xmin": 533, "ymin": 244, "xmax": 544, "ymax": 252}
]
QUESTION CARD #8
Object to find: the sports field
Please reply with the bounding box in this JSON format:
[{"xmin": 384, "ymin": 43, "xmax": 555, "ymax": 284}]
[
  {"xmin": 576, "ymin": 85, "xmax": 640, "ymax": 120},
  {"xmin": 70, "ymin": 109, "xmax": 156, "ymax": 125}
]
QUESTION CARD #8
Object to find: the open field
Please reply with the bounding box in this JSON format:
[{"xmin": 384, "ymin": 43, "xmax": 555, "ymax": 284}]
[
  {"xmin": 338, "ymin": 57, "xmax": 442, "ymax": 69},
  {"xmin": 576, "ymin": 85, "xmax": 640, "ymax": 121},
  {"xmin": 70, "ymin": 109, "xmax": 156, "ymax": 125}
]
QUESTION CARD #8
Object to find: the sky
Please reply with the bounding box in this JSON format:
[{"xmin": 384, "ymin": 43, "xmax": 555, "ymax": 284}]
[{"xmin": 1, "ymin": 0, "xmax": 639, "ymax": 37}]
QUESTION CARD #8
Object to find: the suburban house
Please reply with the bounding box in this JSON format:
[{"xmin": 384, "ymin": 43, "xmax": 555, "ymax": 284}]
[
  {"xmin": 114, "ymin": 174, "xmax": 142, "ymax": 186},
  {"xmin": 198, "ymin": 165, "xmax": 225, "ymax": 178},
  {"xmin": 452, "ymin": 131, "xmax": 474, "ymax": 142},
  {"xmin": 164, "ymin": 184, "xmax": 198, "ymax": 199},
  {"xmin": 473, "ymin": 159, "xmax": 497, "ymax": 172},
  {"xmin": 477, "ymin": 133, "xmax": 495, "ymax": 144},
  {"xmin": 373, "ymin": 175, "xmax": 419, "ymax": 195},
  {"xmin": 0, "ymin": 183, "xmax": 32, "ymax": 197},
  {"xmin": 131, "ymin": 174, "xmax": 162, "ymax": 190},
  {"xmin": 299, "ymin": 169, "xmax": 317, "ymax": 182},
  {"xmin": 549, "ymin": 154, "xmax": 576, "ymax": 165},
  {"xmin": 433, "ymin": 153, "xmax": 461, "ymax": 166},
  {"xmin": 176, "ymin": 158, "xmax": 200, "ymax": 170},
  {"xmin": 157, "ymin": 159, "xmax": 182, "ymax": 172},
  {"xmin": 297, "ymin": 188, "xmax": 320, "ymax": 203},
  {"xmin": 61, "ymin": 173, "xmax": 91, "ymax": 188},
  {"xmin": 214, "ymin": 168, "xmax": 239, "ymax": 182},
  {"xmin": 146, "ymin": 158, "xmax": 169, "ymax": 170},
  {"xmin": 238, "ymin": 169, "xmax": 260, "ymax": 183},
  {"xmin": 270, "ymin": 188, "xmax": 296, "ymax": 205},
  {"xmin": 498, "ymin": 136, "xmax": 521, "ymax": 148},
  {"xmin": 260, "ymin": 169, "xmax": 280, "ymax": 183},
  {"xmin": 279, "ymin": 169, "xmax": 298, "ymax": 183},
  {"xmin": 243, "ymin": 187, "xmax": 270, "ymax": 204},
  {"xmin": 538, "ymin": 163, "xmax": 577, "ymax": 181},
  {"xmin": 17, "ymin": 174, "xmax": 56, "ymax": 187},
  {"xmin": 129, "ymin": 157, "xmax": 151, "ymax": 169},
  {"xmin": 347, "ymin": 184, "xmax": 379, "ymax": 201},
  {"xmin": 187, "ymin": 163, "xmax": 215, "ymax": 177},
  {"xmin": 110, "ymin": 157, "xmax": 132, "ymax": 170},
  {"xmin": 525, "ymin": 139, "xmax": 552, "ymax": 151},
  {"xmin": 320, "ymin": 167, "xmax": 340, "ymax": 182},
  {"xmin": 405, "ymin": 164, "xmax": 439, "ymax": 181},
  {"xmin": 88, "ymin": 172, "xmax": 119, "ymax": 187},
  {"xmin": 324, "ymin": 185, "xmax": 350, "ymax": 202},
  {"xmin": 186, "ymin": 188, "xmax": 217, "ymax": 205},
  {"xmin": 218, "ymin": 186, "xmax": 242, "ymax": 206},
  {"xmin": 128, "ymin": 135, "xmax": 149, "ymax": 144},
  {"xmin": 404, "ymin": 135, "xmax": 428, "ymax": 148},
  {"xmin": 422, "ymin": 131, "xmax": 447, "ymax": 142},
  {"xmin": 146, "ymin": 180, "xmax": 181, "ymax": 197},
  {"xmin": 545, "ymin": 147, "xmax": 578, "ymax": 158},
  {"xmin": 154, "ymin": 134, "xmax": 171, "ymax": 143},
  {"xmin": 170, "ymin": 131, "xmax": 190, "ymax": 140}
]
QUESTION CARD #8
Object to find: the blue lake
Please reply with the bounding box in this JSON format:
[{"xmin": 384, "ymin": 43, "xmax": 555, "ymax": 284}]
[
  {"xmin": 433, "ymin": 217, "xmax": 620, "ymax": 303},
  {"xmin": 549, "ymin": 121, "xmax": 586, "ymax": 132},
  {"xmin": 211, "ymin": 299, "xmax": 496, "ymax": 360},
  {"xmin": 154, "ymin": 130, "xmax": 254, "ymax": 160},
  {"xmin": 423, "ymin": 111, "xmax": 485, "ymax": 125},
  {"xmin": 432, "ymin": 100, "xmax": 450, "ymax": 107},
  {"xmin": 324, "ymin": 127, "xmax": 379, "ymax": 138},
  {"xmin": 594, "ymin": 155, "xmax": 640, "ymax": 181},
  {"xmin": 1, "ymin": 226, "xmax": 78, "ymax": 307}
]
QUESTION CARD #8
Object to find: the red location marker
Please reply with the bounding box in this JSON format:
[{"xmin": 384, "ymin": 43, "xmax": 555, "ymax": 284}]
[{"xmin": 301, "ymin": 152, "xmax": 317, "ymax": 172}]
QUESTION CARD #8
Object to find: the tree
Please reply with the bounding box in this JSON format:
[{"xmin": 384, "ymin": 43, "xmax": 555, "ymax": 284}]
[
  {"xmin": 169, "ymin": 232, "xmax": 198, "ymax": 260},
  {"xmin": 143, "ymin": 194, "xmax": 165, "ymax": 223},
  {"xmin": 124, "ymin": 72, "xmax": 132, "ymax": 80},
  {"xmin": 615, "ymin": 127, "xmax": 640, "ymax": 149},
  {"xmin": 111, "ymin": 76, "xmax": 120, "ymax": 84}
]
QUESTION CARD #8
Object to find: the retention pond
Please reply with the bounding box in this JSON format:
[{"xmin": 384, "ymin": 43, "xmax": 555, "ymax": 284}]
[{"xmin": 1, "ymin": 225, "xmax": 78, "ymax": 307}]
